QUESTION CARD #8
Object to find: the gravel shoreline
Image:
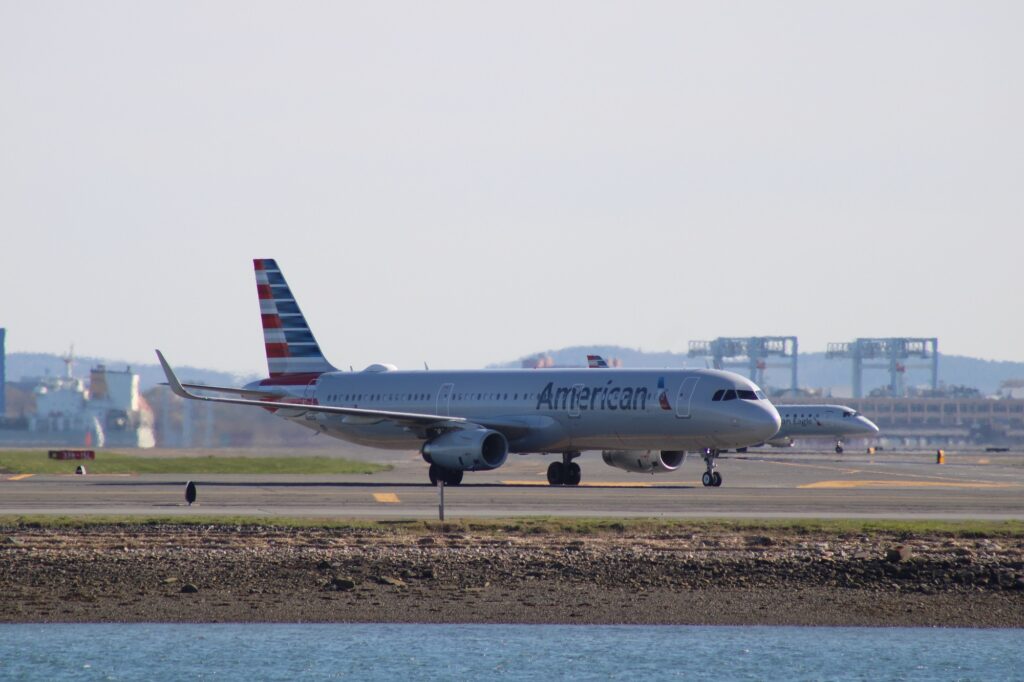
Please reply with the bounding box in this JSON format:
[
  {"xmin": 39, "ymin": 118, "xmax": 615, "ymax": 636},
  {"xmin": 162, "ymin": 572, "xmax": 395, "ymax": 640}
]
[{"xmin": 2, "ymin": 525, "xmax": 1022, "ymax": 627}]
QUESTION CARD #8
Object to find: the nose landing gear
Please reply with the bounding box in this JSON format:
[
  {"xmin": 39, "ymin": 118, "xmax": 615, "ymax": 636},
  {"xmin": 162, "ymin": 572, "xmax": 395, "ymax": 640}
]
[
  {"xmin": 701, "ymin": 448, "xmax": 723, "ymax": 487},
  {"xmin": 835, "ymin": 440, "xmax": 844, "ymax": 454},
  {"xmin": 547, "ymin": 452, "xmax": 582, "ymax": 486}
]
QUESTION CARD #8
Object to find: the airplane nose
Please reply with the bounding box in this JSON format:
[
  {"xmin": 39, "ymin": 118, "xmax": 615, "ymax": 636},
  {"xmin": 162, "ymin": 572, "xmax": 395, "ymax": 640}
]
[
  {"xmin": 747, "ymin": 404, "xmax": 782, "ymax": 440},
  {"xmin": 860, "ymin": 416, "xmax": 880, "ymax": 434},
  {"xmin": 766, "ymin": 405, "xmax": 782, "ymax": 437}
]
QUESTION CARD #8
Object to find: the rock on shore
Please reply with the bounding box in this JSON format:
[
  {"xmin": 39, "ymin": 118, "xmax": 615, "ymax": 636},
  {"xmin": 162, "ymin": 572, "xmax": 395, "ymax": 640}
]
[{"xmin": 1, "ymin": 525, "xmax": 1022, "ymax": 627}]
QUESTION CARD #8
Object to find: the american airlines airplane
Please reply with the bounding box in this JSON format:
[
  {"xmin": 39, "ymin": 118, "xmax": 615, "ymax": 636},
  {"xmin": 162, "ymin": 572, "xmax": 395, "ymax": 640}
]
[
  {"xmin": 761, "ymin": 404, "xmax": 880, "ymax": 453},
  {"xmin": 156, "ymin": 259, "xmax": 781, "ymax": 488}
]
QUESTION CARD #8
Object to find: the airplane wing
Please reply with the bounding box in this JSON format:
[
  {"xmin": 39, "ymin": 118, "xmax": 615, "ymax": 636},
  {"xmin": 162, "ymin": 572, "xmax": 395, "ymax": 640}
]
[{"xmin": 156, "ymin": 350, "xmax": 466, "ymax": 429}]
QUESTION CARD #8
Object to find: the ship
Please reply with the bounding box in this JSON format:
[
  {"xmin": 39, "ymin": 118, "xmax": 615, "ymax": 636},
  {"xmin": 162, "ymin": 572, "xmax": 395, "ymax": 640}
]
[{"xmin": 0, "ymin": 344, "xmax": 155, "ymax": 448}]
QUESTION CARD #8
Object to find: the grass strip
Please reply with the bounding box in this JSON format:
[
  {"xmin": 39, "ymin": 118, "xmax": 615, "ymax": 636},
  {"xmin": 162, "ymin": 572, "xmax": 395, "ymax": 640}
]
[
  {"xmin": 1, "ymin": 515, "xmax": 1021, "ymax": 538},
  {"xmin": 0, "ymin": 450, "xmax": 389, "ymax": 475}
]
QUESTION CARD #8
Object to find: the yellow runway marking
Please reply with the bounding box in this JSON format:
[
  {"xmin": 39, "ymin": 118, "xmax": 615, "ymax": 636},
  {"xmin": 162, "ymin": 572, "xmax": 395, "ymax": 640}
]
[
  {"xmin": 800, "ymin": 480, "xmax": 1017, "ymax": 490},
  {"xmin": 756, "ymin": 460, "xmax": 865, "ymax": 475},
  {"xmin": 7, "ymin": 474, "xmax": 34, "ymax": 481},
  {"xmin": 502, "ymin": 480, "xmax": 656, "ymax": 488},
  {"xmin": 757, "ymin": 458, "xmax": 1001, "ymax": 485},
  {"xmin": 373, "ymin": 493, "xmax": 400, "ymax": 503}
]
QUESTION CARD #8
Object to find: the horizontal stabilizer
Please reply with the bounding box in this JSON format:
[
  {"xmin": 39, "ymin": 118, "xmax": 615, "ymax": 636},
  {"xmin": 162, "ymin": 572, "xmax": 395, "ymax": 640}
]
[{"xmin": 178, "ymin": 383, "xmax": 286, "ymax": 399}]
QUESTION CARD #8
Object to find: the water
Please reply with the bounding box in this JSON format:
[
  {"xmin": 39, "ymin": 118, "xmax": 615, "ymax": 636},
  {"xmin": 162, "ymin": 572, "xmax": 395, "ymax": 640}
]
[{"xmin": 0, "ymin": 624, "xmax": 1021, "ymax": 681}]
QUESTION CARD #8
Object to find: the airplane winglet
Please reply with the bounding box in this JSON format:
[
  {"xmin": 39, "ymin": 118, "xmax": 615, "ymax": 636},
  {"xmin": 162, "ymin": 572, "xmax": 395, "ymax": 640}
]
[{"xmin": 155, "ymin": 349, "xmax": 196, "ymax": 400}]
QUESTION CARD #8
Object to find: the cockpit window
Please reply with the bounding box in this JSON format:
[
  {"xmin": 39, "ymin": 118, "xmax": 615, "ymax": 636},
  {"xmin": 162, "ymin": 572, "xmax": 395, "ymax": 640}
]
[
  {"xmin": 737, "ymin": 390, "xmax": 758, "ymax": 400},
  {"xmin": 722, "ymin": 389, "xmax": 737, "ymax": 401},
  {"xmin": 843, "ymin": 410, "xmax": 858, "ymax": 418},
  {"xmin": 755, "ymin": 390, "xmax": 766, "ymax": 400},
  {"xmin": 712, "ymin": 389, "xmax": 725, "ymax": 402}
]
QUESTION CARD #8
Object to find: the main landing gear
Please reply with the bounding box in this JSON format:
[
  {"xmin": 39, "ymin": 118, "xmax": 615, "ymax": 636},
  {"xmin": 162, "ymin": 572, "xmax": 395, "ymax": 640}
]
[
  {"xmin": 428, "ymin": 463, "xmax": 463, "ymax": 486},
  {"xmin": 547, "ymin": 452, "xmax": 582, "ymax": 486},
  {"xmin": 835, "ymin": 440, "xmax": 844, "ymax": 455},
  {"xmin": 701, "ymin": 448, "xmax": 722, "ymax": 487}
]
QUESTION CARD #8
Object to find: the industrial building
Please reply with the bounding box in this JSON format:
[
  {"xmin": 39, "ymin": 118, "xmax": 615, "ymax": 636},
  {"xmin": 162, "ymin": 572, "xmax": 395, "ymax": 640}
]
[
  {"xmin": 826, "ymin": 337, "xmax": 939, "ymax": 398},
  {"xmin": 0, "ymin": 333, "xmax": 154, "ymax": 448},
  {"xmin": 688, "ymin": 336, "xmax": 799, "ymax": 392}
]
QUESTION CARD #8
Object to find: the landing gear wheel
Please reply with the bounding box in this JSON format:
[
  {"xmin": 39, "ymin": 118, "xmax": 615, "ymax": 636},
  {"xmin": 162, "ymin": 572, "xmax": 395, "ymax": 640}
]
[
  {"xmin": 428, "ymin": 464, "xmax": 440, "ymax": 486},
  {"xmin": 736, "ymin": 447, "xmax": 748, "ymax": 453},
  {"xmin": 547, "ymin": 461, "xmax": 565, "ymax": 485},
  {"xmin": 564, "ymin": 462, "xmax": 582, "ymax": 486},
  {"xmin": 701, "ymin": 447, "xmax": 721, "ymax": 487},
  {"xmin": 835, "ymin": 445, "xmax": 844, "ymax": 454},
  {"xmin": 445, "ymin": 469, "xmax": 464, "ymax": 486}
]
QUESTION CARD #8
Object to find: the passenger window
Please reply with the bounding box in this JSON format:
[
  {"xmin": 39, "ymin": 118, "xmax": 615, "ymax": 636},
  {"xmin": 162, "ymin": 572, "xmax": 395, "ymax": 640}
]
[
  {"xmin": 712, "ymin": 390, "xmax": 724, "ymax": 401},
  {"xmin": 723, "ymin": 390, "xmax": 737, "ymax": 401}
]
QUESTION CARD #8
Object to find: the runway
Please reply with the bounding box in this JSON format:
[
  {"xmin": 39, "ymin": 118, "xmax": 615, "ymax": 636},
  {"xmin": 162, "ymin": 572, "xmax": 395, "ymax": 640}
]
[{"xmin": 2, "ymin": 450, "xmax": 1023, "ymax": 520}]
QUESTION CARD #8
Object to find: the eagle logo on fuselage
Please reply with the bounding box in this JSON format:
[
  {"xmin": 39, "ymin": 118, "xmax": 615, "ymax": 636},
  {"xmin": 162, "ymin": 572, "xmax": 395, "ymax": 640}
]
[{"xmin": 656, "ymin": 377, "xmax": 672, "ymax": 411}]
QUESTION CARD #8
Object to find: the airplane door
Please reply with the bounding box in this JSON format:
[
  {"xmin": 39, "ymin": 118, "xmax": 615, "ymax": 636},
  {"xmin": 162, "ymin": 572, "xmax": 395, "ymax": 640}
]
[
  {"xmin": 436, "ymin": 383, "xmax": 454, "ymax": 416},
  {"xmin": 304, "ymin": 378, "xmax": 318, "ymax": 403},
  {"xmin": 675, "ymin": 377, "xmax": 700, "ymax": 418}
]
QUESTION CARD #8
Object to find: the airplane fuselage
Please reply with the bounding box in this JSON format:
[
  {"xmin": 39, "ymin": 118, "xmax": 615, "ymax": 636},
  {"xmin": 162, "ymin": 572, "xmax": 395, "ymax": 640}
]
[
  {"xmin": 767, "ymin": 404, "xmax": 879, "ymax": 446},
  {"xmin": 248, "ymin": 367, "xmax": 781, "ymax": 454}
]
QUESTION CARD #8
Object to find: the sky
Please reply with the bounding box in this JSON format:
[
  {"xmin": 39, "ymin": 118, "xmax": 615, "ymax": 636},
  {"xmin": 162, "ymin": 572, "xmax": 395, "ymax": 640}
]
[{"xmin": 2, "ymin": 1, "xmax": 1022, "ymax": 376}]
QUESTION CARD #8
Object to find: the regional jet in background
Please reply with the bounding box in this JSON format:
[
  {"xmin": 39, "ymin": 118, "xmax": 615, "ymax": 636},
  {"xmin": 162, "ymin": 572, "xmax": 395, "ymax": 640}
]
[
  {"xmin": 157, "ymin": 260, "xmax": 781, "ymax": 488},
  {"xmin": 756, "ymin": 405, "xmax": 879, "ymax": 453}
]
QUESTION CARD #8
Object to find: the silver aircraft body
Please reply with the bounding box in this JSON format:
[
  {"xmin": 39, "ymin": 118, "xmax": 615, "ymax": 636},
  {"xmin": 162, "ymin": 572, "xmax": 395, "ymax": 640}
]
[
  {"xmin": 762, "ymin": 404, "xmax": 879, "ymax": 453},
  {"xmin": 157, "ymin": 259, "xmax": 781, "ymax": 487}
]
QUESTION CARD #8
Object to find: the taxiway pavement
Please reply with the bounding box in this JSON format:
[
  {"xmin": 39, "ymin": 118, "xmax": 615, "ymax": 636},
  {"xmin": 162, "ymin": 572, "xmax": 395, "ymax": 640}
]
[{"xmin": 2, "ymin": 450, "xmax": 1022, "ymax": 520}]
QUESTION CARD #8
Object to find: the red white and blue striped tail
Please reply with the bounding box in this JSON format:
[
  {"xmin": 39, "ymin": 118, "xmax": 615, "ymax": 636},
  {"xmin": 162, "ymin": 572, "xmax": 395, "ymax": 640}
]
[
  {"xmin": 587, "ymin": 354, "xmax": 609, "ymax": 369},
  {"xmin": 253, "ymin": 259, "xmax": 337, "ymax": 378}
]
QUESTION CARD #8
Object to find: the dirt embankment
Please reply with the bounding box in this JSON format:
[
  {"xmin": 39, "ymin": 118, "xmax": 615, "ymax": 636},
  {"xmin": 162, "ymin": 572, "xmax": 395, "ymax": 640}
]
[{"xmin": 2, "ymin": 525, "xmax": 1022, "ymax": 627}]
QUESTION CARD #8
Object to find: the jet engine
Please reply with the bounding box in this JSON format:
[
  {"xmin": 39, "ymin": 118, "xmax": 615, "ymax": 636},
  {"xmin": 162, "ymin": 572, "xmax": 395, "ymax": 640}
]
[
  {"xmin": 601, "ymin": 450, "xmax": 686, "ymax": 474},
  {"xmin": 421, "ymin": 429, "xmax": 509, "ymax": 471}
]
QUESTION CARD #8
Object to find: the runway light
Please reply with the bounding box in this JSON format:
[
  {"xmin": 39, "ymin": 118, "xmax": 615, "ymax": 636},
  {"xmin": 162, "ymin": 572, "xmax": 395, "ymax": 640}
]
[{"xmin": 185, "ymin": 481, "xmax": 197, "ymax": 506}]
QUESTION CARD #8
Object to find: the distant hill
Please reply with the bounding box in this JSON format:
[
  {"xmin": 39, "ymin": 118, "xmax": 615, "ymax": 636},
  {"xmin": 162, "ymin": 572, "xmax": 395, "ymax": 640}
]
[
  {"xmin": 7, "ymin": 347, "xmax": 1024, "ymax": 397},
  {"xmin": 4, "ymin": 353, "xmax": 258, "ymax": 391},
  {"xmin": 492, "ymin": 346, "xmax": 1024, "ymax": 396}
]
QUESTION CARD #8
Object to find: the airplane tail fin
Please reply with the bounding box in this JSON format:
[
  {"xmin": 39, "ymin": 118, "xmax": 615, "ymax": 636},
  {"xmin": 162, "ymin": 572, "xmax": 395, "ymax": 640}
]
[{"xmin": 253, "ymin": 259, "xmax": 337, "ymax": 378}]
